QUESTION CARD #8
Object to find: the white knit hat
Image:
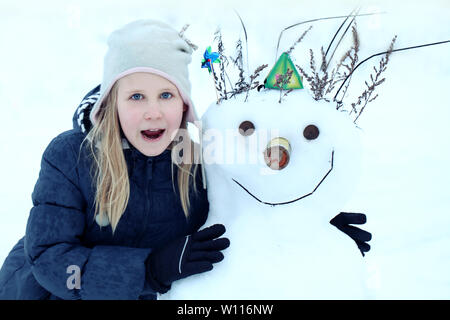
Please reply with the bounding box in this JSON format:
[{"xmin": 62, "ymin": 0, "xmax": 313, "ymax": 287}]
[{"xmin": 90, "ymin": 19, "xmax": 198, "ymax": 126}]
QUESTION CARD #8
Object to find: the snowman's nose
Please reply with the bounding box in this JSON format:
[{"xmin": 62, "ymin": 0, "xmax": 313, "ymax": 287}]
[{"xmin": 263, "ymin": 137, "xmax": 291, "ymax": 170}]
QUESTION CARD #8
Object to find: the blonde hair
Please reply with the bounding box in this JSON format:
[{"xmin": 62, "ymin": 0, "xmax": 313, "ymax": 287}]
[{"xmin": 82, "ymin": 82, "xmax": 201, "ymax": 233}]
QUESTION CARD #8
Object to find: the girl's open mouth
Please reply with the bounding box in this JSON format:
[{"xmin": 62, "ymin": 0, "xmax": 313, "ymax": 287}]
[{"xmin": 141, "ymin": 129, "xmax": 165, "ymax": 142}]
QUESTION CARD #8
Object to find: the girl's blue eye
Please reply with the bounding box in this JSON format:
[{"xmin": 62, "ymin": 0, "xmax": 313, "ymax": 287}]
[
  {"xmin": 130, "ymin": 93, "xmax": 143, "ymax": 100},
  {"xmin": 161, "ymin": 92, "xmax": 173, "ymax": 99}
]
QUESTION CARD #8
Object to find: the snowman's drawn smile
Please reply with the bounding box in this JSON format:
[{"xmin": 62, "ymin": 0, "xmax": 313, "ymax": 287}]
[{"xmin": 232, "ymin": 150, "xmax": 334, "ymax": 206}]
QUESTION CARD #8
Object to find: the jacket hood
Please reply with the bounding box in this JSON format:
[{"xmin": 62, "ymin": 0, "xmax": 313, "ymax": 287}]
[{"xmin": 72, "ymin": 84, "xmax": 101, "ymax": 134}]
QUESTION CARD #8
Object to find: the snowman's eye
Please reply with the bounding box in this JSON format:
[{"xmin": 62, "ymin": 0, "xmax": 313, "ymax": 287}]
[
  {"xmin": 239, "ymin": 121, "xmax": 255, "ymax": 136},
  {"xmin": 303, "ymin": 125, "xmax": 319, "ymax": 140}
]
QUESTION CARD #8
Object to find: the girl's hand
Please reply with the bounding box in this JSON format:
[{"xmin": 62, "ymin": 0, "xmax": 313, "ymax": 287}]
[{"xmin": 145, "ymin": 224, "xmax": 230, "ymax": 293}]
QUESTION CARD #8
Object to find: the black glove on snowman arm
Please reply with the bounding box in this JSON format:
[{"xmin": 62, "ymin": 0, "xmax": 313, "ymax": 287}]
[{"xmin": 330, "ymin": 212, "xmax": 372, "ymax": 257}]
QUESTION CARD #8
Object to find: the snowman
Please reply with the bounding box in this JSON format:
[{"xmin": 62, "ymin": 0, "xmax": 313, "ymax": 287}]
[{"xmin": 161, "ymin": 29, "xmax": 375, "ymax": 298}]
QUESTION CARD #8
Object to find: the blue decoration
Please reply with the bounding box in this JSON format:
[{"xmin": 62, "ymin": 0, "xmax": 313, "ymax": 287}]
[{"xmin": 201, "ymin": 46, "xmax": 220, "ymax": 73}]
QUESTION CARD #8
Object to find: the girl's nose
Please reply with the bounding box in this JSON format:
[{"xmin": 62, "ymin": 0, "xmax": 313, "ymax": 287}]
[{"xmin": 143, "ymin": 102, "xmax": 163, "ymax": 120}]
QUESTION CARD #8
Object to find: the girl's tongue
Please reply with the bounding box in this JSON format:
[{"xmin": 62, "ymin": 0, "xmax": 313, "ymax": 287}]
[{"xmin": 141, "ymin": 129, "xmax": 165, "ymax": 139}]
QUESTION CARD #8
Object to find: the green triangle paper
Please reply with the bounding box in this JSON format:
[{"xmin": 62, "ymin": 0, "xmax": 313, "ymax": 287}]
[{"xmin": 264, "ymin": 52, "xmax": 304, "ymax": 89}]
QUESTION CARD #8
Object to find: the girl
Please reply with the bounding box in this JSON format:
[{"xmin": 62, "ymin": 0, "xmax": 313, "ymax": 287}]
[{"xmin": 0, "ymin": 19, "xmax": 229, "ymax": 300}]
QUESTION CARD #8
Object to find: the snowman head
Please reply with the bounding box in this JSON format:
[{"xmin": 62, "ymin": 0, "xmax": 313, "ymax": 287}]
[{"xmin": 201, "ymin": 87, "xmax": 362, "ymax": 213}]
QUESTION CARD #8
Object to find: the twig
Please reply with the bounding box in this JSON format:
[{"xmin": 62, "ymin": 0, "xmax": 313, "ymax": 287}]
[
  {"xmin": 273, "ymin": 68, "xmax": 294, "ymax": 103},
  {"xmin": 352, "ymin": 35, "xmax": 397, "ymax": 123},
  {"xmin": 245, "ymin": 64, "xmax": 268, "ymax": 102},
  {"xmin": 214, "ymin": 28, "xmax": 228, "ymax": 101},
  {"xmin": 286, "ymin": 26, "xmax": 312, "ymax": 56},
  {"xmin": 274, "ymin": 11, "xmax": 385, "ymax": 63}
]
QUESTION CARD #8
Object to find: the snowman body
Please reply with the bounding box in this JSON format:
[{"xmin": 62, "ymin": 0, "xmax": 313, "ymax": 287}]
[{"xmin": 161, "ymin": 90, "xmax": 368, "ymax": 299}]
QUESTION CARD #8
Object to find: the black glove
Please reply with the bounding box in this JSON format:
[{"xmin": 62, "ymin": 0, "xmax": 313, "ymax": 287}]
[
  {"xmin": 330, "ymin": 212, "xmax": 372, "ymax": 257},
  {"xmin": 145, "ymin": 224, "xmax": 230, "ymax": 293}
]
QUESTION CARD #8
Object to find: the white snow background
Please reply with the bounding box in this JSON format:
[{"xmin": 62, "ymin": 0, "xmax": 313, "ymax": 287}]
[{"xmin": 0, "ymin": 0, "xmax": 449, "ymax": 298}]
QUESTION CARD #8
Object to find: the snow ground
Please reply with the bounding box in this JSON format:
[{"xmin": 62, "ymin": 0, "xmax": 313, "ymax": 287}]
[{"xmin": 0, "ymin": 0, "xmax": 449, "ymax": 298}]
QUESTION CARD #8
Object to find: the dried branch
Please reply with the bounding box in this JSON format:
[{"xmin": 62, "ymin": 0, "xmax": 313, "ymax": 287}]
[
  {"xmin": 351, "ymin": 35, "xmax": 397, "ymax": 123},
  {"xmin": 245, "ymin": 64, "xmax": 268, "ymax": 102},
  {"xmin": 286, "ymin": 26, "xmax": 313, "ymax": 55},
  {"xmin": 273, "ymin": 68, "xmax": 294, "ymax": 103},
  {"xmin": 333, "ymin": 23, "xmax": 360, "ymax": 109},
  {"xmin": 214, "ymin": 28, "xmax": 229, "ymax": 101},
  {"xmin": 297, "ymin": 47, "xmax": 334, "ymax": 101},
  {"xmin": 228, "ymin": 39, "xmax": 250, "ymax": 99},
  {"xmin": 179, "ymin": 24, "xmax": 198, "ymax": 50}
]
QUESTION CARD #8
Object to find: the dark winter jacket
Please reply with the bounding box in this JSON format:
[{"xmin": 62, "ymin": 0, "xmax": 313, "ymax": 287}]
[{"xmin": 0, "ymin": 85, "xmax": 208, "ymax": 300}]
